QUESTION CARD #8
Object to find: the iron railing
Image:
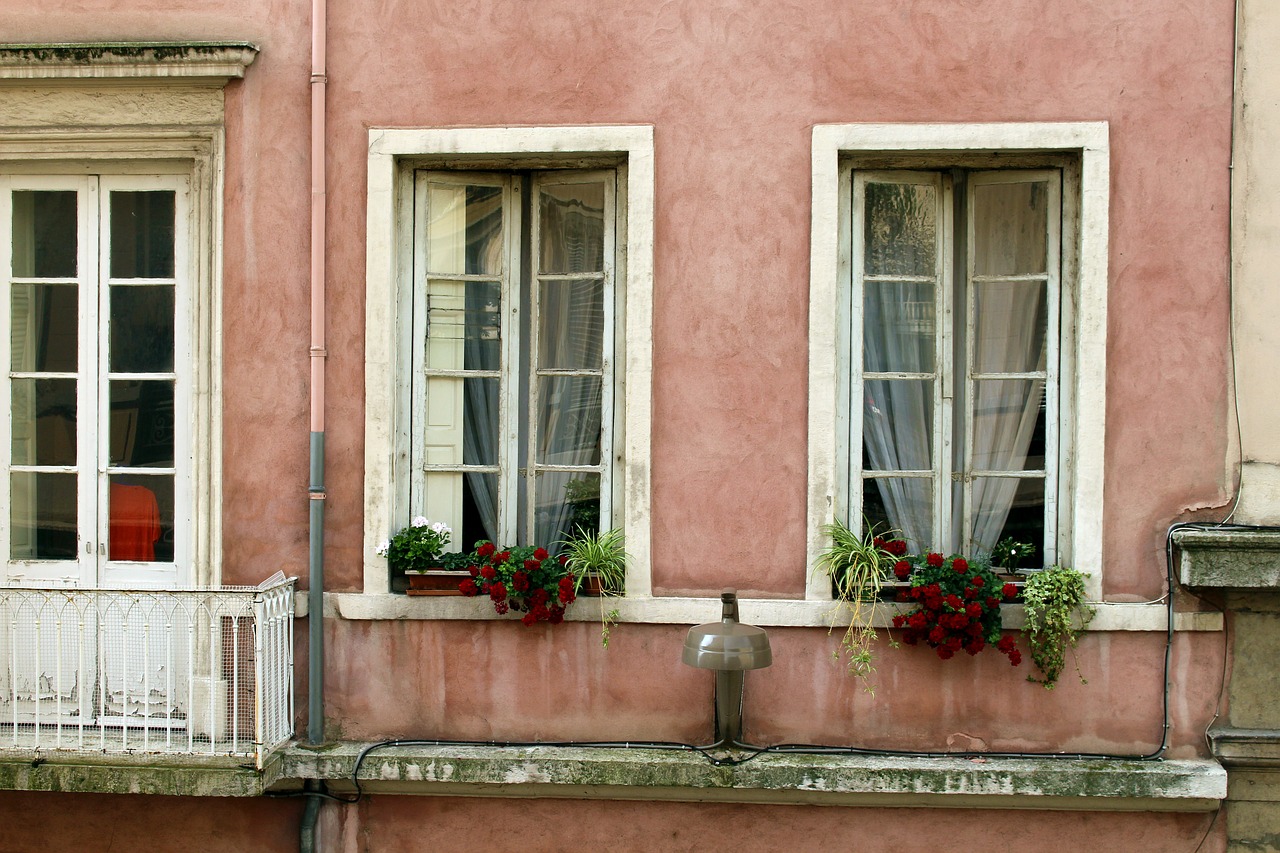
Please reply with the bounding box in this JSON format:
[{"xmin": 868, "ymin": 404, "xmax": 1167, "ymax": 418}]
[{"xmin": 0, "ymin": 574, "xmax": 294, "ymax": 769}]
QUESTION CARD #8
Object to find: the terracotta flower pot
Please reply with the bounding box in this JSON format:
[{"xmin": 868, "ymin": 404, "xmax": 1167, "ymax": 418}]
[{"xmin": 405, "ymin": 569, "xmax": 471, "ymax": 596}]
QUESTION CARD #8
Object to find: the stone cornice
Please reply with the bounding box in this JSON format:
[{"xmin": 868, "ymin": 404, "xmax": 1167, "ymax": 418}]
[{"xmin": 0, "ymin": 42, "xmax": 258, "ymax": 82}]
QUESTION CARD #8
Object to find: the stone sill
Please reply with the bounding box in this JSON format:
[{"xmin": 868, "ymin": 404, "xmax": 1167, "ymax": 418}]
[
  {"xmin": 278, "ymin": 742, "xmax": 1225, "ymax": 812},
  {"xmin": 0, "ymin": 42, "xmax": 259, "ymax": 81},
  {"xmin": 1209, "ymin": 727, "xmax": 1280, "ymax": 769},
  {"xmin": 0, "ymin": 741, "xmax": 1226, "ymax": 810},
  {"xmin": 307, "ymin": 593, "xmax": 1222, "ymax": 632},
  {"xmin": 0, "ymin": 748, "xmax": 283, "ymax": 797},
  {"xmin": 1174, "ymin": 527, "xmax": 1280, "ymax": 590}
]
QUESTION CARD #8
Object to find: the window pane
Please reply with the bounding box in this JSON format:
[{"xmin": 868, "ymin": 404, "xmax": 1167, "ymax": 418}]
[
  {"xmin": 11, "ymin": 191, "xmax": 76, "ymax": 278},
  {"xmin": 539, "ymin": 183, "xmax": 606, "ymax": 275},
  {"xmin": 971, "ymin": 379, "xmax": 1046, "ymax": 472},
  {"xmin": 423, "ymin": 376, "xmax": 499, "ymax": 466},
  {"xmin": 110, "ymin": 284, "xmax": 175, "ymax": 373},
  {"xmin": 109, "ymin": 380, "xmax": 175, "ymax": 468},
  {"xmin": 864, "ymin": 280, "xmax": 935, "ymax": 372},
  {"xmin": 536, "ymin": 376, "xmax": 602, "ymax": 466},
  {"xmin": 11, "ymin": 283, "xmax": 77, "ymax": 372},
  {"xmin": 10, "ymin": 471, "xmax": 76, "ymax": 559},
  {"xmin": 110, "ymin": 191, "xmax": 175, "ymax": 279},
  {"xmin": 973, "ymin": 281, "xmax": 1046, "ymax": 374},
  {"xmin": 11, "ymin": 378, "xmax": 76, "ymax": 466},
  {"xmin": 970, "ymin": 476, "xmax": 1044, "ymax": 563},
  {"xmin": 425, "ymin": 183, "xmax": 503, "ymax": 276},
  {"xmin": 425, "ymin": 280, "xmax": 501, "ymax": 371},
  {"xmin": 535, "ymin": 471, "xmax": 600, "ymax": 545},
  {"xmin": 862, "ymin": 476, "xmax": 932, "ymax": 553},
  {"xmin": 863, "ymin": 379, "xmax": 932, "ymax": 471},
  {"xmin": 539, "ymin": 278, "xmax": 603, "ymax": 370},
  {"xmin": 972, "ymin": 181, "xmax": 1048, "ymax": 276},
  {"xmin": 863, "ymin": 182, "xmax": 936, "ymax": 277},
  {"xmin": 108, "ymin": 474, "xmax": 174, "ymax": 563}
]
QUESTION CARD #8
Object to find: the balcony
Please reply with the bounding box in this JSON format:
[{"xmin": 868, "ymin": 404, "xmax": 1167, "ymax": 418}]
[{"xmin": 0, "ymin": 574, "xmax": 294, "ymax": 776}]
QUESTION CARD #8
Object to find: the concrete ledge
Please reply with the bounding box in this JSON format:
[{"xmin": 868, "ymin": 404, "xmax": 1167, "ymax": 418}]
[
  {"xmin": 0, "ymin": 749, "xmax": 283, "ymax": 796},
  {"xmin": 0, "ymin": 42, "xmax": 259, "ymax": 81},
  {"xmin": 1174, "ymin": 527, "xmax": 1280, "ymax": 590},
  {"xmin": 1209, "ymin": 727, "xmax": 1280, "ymax": 769},
  {"xmin": 279, "ymin": 742, "xmax": 1226, "ymax": 812}
]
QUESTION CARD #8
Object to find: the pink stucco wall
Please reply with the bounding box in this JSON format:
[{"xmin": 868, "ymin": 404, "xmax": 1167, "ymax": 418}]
[{"xmin": 0, "ymin": 0, "xmax": 1236, "ymax": 818}]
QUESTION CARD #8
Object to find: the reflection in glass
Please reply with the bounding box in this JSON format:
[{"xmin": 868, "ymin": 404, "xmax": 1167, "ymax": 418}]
[
  {"xmin": 536, "ymin": 471, "xmax": 600, "ymax": 545},
  {"xmin": 11, "ymin": 379, "xmax": 76, "ymax": 466},
  {"xmin": 536, "ymin": 376, "xmax": 603, "ymax": 465},
  {"xmin": 109, "ymin": 380, "xmax": 175, "ymax": 467},
  {"xmin": 539, "ymin": 183, "xmax": 605, "ymax": 275},
  {"xmin": 426, "ymin": 183, "xmax": 503, "ymax": 276},
  {"xmin": 10, "ymin": 472, "xmax": 76, "ymax": 560},
  {"xmin": 111, "ymin": 284, "xmax": 175, "ymax": 373},
  {"xmin": 863, "ymin": 182, "xmax": 936, "ymax": 277},
  {"xmin": 864, "ymin": 280, "xmax": 935, "ymax": 373},
  {"xmin": 973, "ymin": 281, "xmax": 1046, "ymax": 374},
  {"xmin": 971, "ymin": 476, "xmax": 1044, "ymax": 559},
  {"xmin": 108, "ymin": 474, "xmax": 174, "ymax": 563},
  {"xmin": 539, "ymin": 278, "xmax": 603, "ymax": 370},
  {"xmin": 972, "ymin": 181, "xmax": 1048, "ymax": 276},
  {"xmin": 11, "ymin": 191, "xmax": 77, "ymax": 279},
  {"xmin": 11, "ymin": 284, "xmax": 77, "ymax": 372},
  {"xmin": 425, "ymin": 281, "xmax": 501, "ymax": 371},
  {"xmin": 110, "ymin": 191, "xmax": 175, "ymax": 279}
]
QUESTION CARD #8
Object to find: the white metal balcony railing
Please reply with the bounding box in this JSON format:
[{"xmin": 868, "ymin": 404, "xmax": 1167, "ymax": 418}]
[{"xmin": 0, "ymin": 572, "xmax": 294, "ymax": 770}]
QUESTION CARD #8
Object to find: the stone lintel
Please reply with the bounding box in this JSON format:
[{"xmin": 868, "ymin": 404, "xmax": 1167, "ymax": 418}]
[
  {"xmin": 279, "ymin": 742, "xmax": 1226, "ymax": 812},
  {"xmin": 0, "ymin": 42, "xmax": 259, "ymax": 82}
]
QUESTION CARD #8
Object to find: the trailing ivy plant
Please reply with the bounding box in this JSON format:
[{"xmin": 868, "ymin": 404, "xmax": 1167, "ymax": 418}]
[
  {"xmin": 1021, "ymin": 565, "xmax": 1096, "ymax": 689},
  {"xmin": 816, "ymin": 518, "xmax": 903, "ymax": 693}
]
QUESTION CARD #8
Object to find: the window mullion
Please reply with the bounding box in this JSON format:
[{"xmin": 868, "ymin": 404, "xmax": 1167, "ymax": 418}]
[
  {"xmin": 961, "ymin": 172, "xmax": 977, "ymax": 557},
  {"xmin": 938, "ymin": 173, "xmax": 956, "ymax": 555},
  {"xmin": 1043, "ymin": 174, "xmax": 1063, "ymax": 564},
  {"xmin": 503, "ymin": 178, "xmax": 523, "ymax": 545},
  {"xmin": 84, "ymin": 177, "xmax": 102, "ymax": 583}
]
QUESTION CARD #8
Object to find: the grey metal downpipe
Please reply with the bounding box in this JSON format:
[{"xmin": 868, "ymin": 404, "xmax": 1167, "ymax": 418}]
[
  {"xmin": 299, "ymin": 782, "xmax": 323, "ymax": 853},
  {"xmin": 308, "ymin": 431, "xmax": 325, "ymax": 745}
]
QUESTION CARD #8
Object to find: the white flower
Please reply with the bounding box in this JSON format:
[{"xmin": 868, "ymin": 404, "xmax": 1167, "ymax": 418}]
[
  {"xmin": 411, "ymin": 516, "xmax": 429, "ymax": 528},
  {"xmin": 375, "ymin": 539, "xmax": 391, "ymax": 557},
  {"xmin": 431, "ymin": 521, "xmax": 451, "ymax": 535}
]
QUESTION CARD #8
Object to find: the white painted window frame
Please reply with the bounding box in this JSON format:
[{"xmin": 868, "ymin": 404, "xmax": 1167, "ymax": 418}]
[
  {"xmin": 363, "ymin": 126, "xmax": 654, "ymax": 596},
  {"xmin": 0, "ymin": 45, "xmax": 246, "ymax": 588},
  {"xmin": 807, "ymin": 122, "xmax": 1109, "ymax": 601}
]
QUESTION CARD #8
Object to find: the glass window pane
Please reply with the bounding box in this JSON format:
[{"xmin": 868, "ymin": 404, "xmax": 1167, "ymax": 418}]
[
  {"xmin": 110, "ymin": 191, "xmax": 175, "ymax": 279},
  {"xmin": 425, "ymin": 280, "xmax": 501, "ymax": 371},
  {"xmin": 422, "ymin": 471, "xmax": 499, "ymax": 552},
  {"xmin": 863, "ymin": 182, "xmax": 936, "ymax": 277},
  {"xmin": 862, "ymin": 476, "xmax": 932, "ymax": 553},
  {"xmin": 11, "ymin": 379, "xmax": 76, "ymax": 466},
  {"xmin": 862, "ymin": 379, "xmax": 933, "ymax": 471},
  {"xmin": 423, "ymin": 376, "xmax": 499, "ymax": 467},
  {"xmin": 973, "ymin": 281, "xmax": 1047, "ymax": 374},
  {"xmin": 535, "ymin": 471, "xmax": 600, "ymax": 545},
  {"xmin": 970, "ymin": 476, "xmax": 1044, "ymax": 564},
  {"xmin": 111, "ymin": 284, "xmax": 175, "ymax": 373},
  {"xmin": 539, "ymin": 183, "xmax": 606, "ymax": 275},
  {"xmin": 425, "ymin": 183, "xmax": 503, "ymax": 276},
  {"xmin": 972, "ymin": 181, "xmax": 1048, "ymax": 276},
  {"xmin": 109, "ymin": 380, "xmax": 175, "ymax": 468},
  {"xmin": 864, "ymin": 280, "xmax": 935, "ymax": 373},
  {"xmin": 11, "ymin": 283, "xmax": 77, "ymax": 372},
  {"xmin": 11, "ymin": 191, "xmax": 77, "ymax": 278},
  {"xmin": 10, "ymin": 471, "xmax": 76, "ymax": 560},
  {"xmin": 538, "ymin": 278, "xmax": 603, "ymax": 370},
  {"xmin": 536, "ymin": 376, "xmax": 603, "ymax": 466},
  {"xmin": 108, "ymin": 474, "xmax": 174, "ymax": 563},
  {"xmin": 971, "ymin": 379, "xmax": 1046, "ymax": 472}
]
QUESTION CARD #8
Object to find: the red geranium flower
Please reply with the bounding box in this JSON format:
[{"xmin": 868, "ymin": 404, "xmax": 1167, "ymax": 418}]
[
  {"xmin": 953, "ymin": 557, "xmax": 969, "ymax": 572},
  {"xmin": 927, "ymin": 553, "xmax": 944, "ymax": 567},
  {"xmin": 971, "ymin": 575, "xmax": 985, "ymax": 587},
  {"xmin": 533, "ymin": 547, "xmax": 549, "ymax": 561},
  {"xmin": 476, "ymin": 542, "xmax": 496, "ymax": 558},
  {"xmin": 894, "ymin": 560, "xmax": 912, "ymax": 580},
  {"xmin": 459, "ymin": 579, "xmax": 478, "ymax": 596},
  {"xmin": 479, "ymin": 565, "xmax": 496, "ymax": 581},
  {"xmin": 489, "ymin": 582, "xmax": 507, "ymax": 602},
  {"xmin": 888, "ymin": 540, "xmax": 908, "ymax": 557},
  {"xmin": 512, "ymin": 571, "xmax": 529, "ymax": 592},
  {"xmin": 521, "ymin": 611, "xmax": 538, "ymax": 626},
  {"xmin": 1002, "ymin": 583, "xmax": 1018, "ymax": 599},
  {"xmin": 492, "ymin": 551, "xmax": 510, "ymax": 565}
]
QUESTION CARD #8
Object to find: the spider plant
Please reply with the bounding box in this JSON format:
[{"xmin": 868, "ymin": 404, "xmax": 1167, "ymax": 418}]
[
  {"xmin": 816, "ymin": 517, "xmax": 899, "ymax": 693},
  {"xmin": 561, "ymin": 527, "xmax": 627, "ymax": 647}
]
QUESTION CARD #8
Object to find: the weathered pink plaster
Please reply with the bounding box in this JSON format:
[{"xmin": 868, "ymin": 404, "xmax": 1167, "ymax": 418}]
[{"xmin": 0, "ymin": 0, "xmax": 1237, "ymax": 837}]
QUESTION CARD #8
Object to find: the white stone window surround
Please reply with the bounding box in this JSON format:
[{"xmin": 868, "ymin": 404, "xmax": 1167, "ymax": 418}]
[
  {"xmin": 807, "ymin": 122, "xmax": 1110, "ymax": 603},
  {"xmin": 363, "ymin": 126, "xmax": 655, "ymax": 596},
  {"xmin": 349, "ymin": 121, "xmax": 1217, "ymax": 634},
  {"xmin": 0, "ymin": 42, "xmax": 253, "ymax": 587}
]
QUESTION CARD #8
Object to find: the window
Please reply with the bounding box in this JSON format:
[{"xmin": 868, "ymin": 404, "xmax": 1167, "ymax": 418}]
[
  {"xmin": 852, "ymin": 169, "xmax": 1061, "ymax": 563},
  {"xmin": 806, "ymin": 123, "xmax": 1108, "ymax": 600},
  {"xmin": 364, "ymin": 126, "xmax": 654, "ymax": 596},
  {"xmin": 1, "ymin": 175, "xmax": 192, "ymax": 588},
  {"xmin": 411, "ymin": 170, "xmax": 617, "ymax": 548}
]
